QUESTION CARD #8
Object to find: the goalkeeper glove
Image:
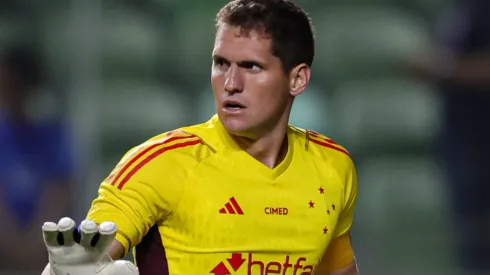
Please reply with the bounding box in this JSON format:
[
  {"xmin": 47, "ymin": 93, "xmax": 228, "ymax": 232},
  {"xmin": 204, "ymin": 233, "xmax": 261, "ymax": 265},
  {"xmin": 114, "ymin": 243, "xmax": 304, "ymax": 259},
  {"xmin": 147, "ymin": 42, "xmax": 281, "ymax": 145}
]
[{"xmin": 41, "ymin": 217, "xmax": 138, "ymax": 275}]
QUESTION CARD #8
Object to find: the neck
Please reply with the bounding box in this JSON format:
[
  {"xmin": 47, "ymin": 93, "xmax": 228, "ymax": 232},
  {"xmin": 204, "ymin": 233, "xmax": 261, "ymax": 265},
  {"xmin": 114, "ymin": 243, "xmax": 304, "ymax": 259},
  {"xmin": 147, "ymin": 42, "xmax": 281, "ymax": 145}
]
[{"xmin": 231, "ymin": 116, "xmax": 290, "ymax": 169}]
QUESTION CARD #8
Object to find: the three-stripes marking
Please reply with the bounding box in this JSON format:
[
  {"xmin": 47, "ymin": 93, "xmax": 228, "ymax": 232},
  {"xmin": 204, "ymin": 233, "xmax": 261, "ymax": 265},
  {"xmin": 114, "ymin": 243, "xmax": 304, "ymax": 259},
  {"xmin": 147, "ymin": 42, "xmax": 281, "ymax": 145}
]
[
  {"xmin": 219, "ymin": 197, "xmax": 244, "ymax": 215},
  {"xmin": 307, "ymin": 130, "xmax": 350, "ymax": 156}
]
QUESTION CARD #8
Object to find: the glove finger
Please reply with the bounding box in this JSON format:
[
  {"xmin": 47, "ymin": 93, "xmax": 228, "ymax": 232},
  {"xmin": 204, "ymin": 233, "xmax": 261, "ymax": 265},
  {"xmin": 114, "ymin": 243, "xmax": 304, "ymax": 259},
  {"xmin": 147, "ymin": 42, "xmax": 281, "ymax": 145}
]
[
  {"xmin": 79, "ymin": 219, "xmax": 99, "ymax": 248},
  {"xmin": 42, "ymin": 222, "xmax": 60, "ymax": 247},
  {"xmin": 57, "ymin": 217, "xmax": 76, "ymax": 246},
  {"xmin": 95, "ymin": 221, "xmax": 118, "ymax": 251}
]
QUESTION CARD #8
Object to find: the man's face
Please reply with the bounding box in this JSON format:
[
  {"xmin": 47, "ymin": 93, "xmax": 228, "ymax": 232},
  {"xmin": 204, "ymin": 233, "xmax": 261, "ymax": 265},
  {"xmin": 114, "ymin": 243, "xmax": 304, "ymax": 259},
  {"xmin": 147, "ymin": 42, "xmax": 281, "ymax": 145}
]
[{"xmin": 211, "ymin": 24, "xmax": 292, "ymax": 137}]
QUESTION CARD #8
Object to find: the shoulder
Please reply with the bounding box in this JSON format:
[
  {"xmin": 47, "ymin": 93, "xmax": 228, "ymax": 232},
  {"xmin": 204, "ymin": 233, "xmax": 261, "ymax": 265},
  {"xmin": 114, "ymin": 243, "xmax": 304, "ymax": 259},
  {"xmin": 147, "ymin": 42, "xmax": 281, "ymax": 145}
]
[
  {"xmin": 118, "ymin": 119, "xmax": 222, "ymax": 171},
  {"xmin": 289, "ymin": 126, "xmax": 354, "ymax": 173},
  {"xmin": 142, "ymin": 130, "xmax": 204, "ymax": 155},
  {"xmin": 124, "ymin": 125, "xmax": 215, "ymax": 166},
  {"xmin": 107, "ymin": 126, "xmax": 216, "ymax": 188}
]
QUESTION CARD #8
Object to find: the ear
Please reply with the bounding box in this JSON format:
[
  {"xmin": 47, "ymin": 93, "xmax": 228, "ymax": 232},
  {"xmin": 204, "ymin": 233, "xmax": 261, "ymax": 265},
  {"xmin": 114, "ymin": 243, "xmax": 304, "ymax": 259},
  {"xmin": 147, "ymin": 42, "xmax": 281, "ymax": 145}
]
[{"xmin": 288, "ymin": 63, "xmax": 311, "ymax": 97}]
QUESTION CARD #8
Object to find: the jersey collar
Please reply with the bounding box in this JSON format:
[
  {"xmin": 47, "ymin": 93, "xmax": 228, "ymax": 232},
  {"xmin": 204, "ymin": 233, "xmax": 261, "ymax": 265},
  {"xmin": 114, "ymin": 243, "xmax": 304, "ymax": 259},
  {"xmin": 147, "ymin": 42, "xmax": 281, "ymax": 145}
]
[{"xmin": 210, "ymin": 114, "xmax": 294, "ymax": 180}]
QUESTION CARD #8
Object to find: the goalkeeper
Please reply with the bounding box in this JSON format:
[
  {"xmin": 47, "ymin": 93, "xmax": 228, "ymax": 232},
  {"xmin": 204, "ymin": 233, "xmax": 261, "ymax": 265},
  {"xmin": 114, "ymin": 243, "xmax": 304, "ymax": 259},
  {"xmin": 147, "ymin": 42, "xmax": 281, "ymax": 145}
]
[{"xmin": 42, "ymin": 1, "xmax": 359, "ymax": 275}]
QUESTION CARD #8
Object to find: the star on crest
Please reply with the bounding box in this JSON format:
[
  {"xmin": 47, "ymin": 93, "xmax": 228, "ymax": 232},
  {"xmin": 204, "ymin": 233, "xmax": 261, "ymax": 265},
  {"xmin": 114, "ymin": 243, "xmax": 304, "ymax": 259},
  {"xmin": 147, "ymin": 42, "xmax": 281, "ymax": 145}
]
[
  {"xmin": 318, "ymin": 187, "xmax": 324, "ymax": 194},
  {"xmin": 308, "ymin": 200, "xmax": 315, "ymax": 208}
]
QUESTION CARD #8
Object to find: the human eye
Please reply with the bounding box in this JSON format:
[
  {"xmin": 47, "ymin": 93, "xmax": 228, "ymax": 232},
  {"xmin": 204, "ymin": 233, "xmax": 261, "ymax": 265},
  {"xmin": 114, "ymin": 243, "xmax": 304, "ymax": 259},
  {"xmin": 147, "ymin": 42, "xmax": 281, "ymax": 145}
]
[
  {"xmin": 240, "ymin": 61, "xmax": 262, "ymax": 72},
  {"xmin": 213, "ymin": 57, "xmax": 229, "ymax": 69}
]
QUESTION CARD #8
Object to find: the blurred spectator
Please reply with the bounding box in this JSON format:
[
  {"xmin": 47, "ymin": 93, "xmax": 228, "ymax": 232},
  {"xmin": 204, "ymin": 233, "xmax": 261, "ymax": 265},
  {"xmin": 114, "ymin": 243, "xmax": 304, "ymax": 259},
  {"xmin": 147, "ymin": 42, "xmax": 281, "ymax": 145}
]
[
  {"xmin": 0, "ymin": 45, "xmax": 74, "ymax": 270},
  {"xmin": 408, "ymin": 0, "xmax": 490, "ymax": 274}
]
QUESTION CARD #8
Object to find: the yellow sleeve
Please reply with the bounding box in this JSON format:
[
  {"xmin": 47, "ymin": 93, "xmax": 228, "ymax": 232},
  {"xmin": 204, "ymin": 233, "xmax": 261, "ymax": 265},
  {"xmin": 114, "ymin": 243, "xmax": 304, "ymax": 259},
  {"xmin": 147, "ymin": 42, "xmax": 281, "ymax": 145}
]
[
  {"xmin": 316, "ymin": 233, "xmax": 354, "ymax": 273},
  {"xmin": 316, "ymin": 157, "xmax": 358, "ymax": 273},
  {"xmin": 86, "ymin": 133, "xmax": 201, "ymax": 255},
  {"xmin": 333, "ymin": 156, "xmax": 358, "ymax": 238}
]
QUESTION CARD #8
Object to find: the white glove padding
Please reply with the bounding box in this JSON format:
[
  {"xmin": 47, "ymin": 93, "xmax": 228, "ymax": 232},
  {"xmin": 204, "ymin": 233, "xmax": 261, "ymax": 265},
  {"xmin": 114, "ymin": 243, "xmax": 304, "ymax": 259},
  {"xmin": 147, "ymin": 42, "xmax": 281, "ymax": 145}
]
[{"xmin": 41, "ymin": 217, "xmax": 138, "ymax": 275}]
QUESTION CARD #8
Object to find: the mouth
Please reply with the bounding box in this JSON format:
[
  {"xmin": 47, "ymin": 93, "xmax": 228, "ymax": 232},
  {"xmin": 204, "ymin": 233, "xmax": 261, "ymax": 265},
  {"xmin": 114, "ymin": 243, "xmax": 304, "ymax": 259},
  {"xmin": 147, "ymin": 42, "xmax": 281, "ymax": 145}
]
[{"xmin": 223, "ymin": 100, "xmax": 246, "ymax": 110}]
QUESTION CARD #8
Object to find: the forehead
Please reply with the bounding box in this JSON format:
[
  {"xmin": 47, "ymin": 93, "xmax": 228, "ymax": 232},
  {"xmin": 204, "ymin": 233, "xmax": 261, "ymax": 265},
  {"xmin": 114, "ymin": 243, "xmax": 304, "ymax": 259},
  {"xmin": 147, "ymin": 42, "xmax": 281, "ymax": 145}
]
[{"xmin": 213, "ymin": 24, "xmax": 273, "ymax": 60}]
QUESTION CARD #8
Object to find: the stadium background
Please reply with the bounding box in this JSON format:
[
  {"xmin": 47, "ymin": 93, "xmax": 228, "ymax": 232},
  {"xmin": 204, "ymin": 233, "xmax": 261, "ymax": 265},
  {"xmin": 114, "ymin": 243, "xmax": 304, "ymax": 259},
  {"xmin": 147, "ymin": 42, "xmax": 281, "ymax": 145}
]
[{"xmin": 0, "ymin": 0, "xmax": 471, "ymax": 274}]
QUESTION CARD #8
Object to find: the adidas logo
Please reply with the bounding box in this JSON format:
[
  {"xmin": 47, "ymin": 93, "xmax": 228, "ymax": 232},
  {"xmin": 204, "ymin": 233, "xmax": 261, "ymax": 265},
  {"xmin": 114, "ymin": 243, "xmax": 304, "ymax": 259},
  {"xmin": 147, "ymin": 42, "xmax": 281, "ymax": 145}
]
[{"xmin": 219, "ymin": 197, "xmax": 244, "ymax": 215}]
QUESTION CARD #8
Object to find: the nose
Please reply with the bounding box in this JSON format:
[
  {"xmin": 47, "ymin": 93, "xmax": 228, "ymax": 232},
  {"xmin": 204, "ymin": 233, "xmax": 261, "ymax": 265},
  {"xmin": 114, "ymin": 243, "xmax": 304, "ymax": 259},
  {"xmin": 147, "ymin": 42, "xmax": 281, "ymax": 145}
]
[{"xmin": 224, "ymin": 65, "xmax": 243, "ymax": 94}]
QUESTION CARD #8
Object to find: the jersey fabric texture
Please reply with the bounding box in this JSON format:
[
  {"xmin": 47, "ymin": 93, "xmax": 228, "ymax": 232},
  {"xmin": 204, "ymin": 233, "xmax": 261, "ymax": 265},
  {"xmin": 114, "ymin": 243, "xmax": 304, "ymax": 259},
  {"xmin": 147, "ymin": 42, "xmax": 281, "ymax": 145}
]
[{"xmin": 87, "ymin": 115, "xmax": 357, "ymax": 275}]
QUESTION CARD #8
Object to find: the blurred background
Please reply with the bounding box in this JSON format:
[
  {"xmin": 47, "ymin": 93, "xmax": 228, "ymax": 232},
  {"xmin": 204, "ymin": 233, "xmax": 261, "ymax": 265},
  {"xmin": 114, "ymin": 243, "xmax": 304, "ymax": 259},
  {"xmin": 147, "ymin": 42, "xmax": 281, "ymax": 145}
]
[{"xmin": 1, "ymin": 0, "xmax": 489, "ymax": 274}]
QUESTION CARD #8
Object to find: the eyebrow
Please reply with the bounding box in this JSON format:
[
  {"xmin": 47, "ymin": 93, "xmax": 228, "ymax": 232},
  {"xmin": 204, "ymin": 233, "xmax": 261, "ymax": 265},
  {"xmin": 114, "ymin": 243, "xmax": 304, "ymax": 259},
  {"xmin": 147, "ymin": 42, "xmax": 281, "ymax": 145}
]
[
  {"xmin": 212, "ymin": 54, "xmax": 225, "ymax": 62},
  {"xmin": 212, "ymin": 54, "xmax": 265, "ymax": 67}
]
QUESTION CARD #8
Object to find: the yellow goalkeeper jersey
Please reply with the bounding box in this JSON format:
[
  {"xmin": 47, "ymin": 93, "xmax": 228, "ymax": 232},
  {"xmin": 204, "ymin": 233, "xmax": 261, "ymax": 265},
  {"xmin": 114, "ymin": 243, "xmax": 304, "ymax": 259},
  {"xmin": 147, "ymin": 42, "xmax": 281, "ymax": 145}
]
[{"xmin": 87, "ymin": 115, "xmax": 358, "ymax": 275}]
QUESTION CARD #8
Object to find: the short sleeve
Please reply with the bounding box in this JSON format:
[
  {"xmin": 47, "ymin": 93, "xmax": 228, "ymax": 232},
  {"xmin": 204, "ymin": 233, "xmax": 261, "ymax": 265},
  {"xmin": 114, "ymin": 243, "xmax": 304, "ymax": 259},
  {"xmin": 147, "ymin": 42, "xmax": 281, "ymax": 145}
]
[
  {"xmin": 317, "ymin": 232, "xmax": 354, "ymax": 273},
  {"xmin": 86, "ymin": 143, "xmax": 186, "ymax": 255},
  {"xmin": 333, "ymin": 157, "xmax": 358, "ymax": 238}
]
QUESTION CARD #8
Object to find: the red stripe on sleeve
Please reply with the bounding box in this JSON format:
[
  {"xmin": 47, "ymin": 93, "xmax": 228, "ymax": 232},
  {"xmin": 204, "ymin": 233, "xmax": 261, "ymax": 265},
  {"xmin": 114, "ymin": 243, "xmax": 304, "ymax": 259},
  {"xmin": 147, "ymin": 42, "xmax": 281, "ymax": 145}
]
[
  {"xmin": 110, "ymin": 135, "xmax": 196, "ymax": 186},
  {"xmin": 307, "ymin": 130, "xmax": 337, "ymax": 144},
  {"xmin": 117, "ymin": 139, "xmax": 202, "ymax": 190},
  {"xmin": 309, "ymin": 139, "xmax": 350, "ymax": 156}
]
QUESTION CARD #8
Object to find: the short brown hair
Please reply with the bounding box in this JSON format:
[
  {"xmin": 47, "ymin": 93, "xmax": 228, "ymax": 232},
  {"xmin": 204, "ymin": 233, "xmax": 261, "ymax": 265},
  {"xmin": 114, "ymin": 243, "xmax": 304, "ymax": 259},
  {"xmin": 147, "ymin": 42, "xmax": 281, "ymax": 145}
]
[{"xmin": 216, "ymin": 0, "xmax": 315, "ymax": 74}]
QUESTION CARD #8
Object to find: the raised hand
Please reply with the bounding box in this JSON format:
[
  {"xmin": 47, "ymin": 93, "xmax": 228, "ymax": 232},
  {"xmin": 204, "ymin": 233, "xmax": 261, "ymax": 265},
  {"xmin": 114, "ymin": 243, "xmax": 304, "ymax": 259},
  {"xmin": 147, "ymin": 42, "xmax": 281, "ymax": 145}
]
[{"xmin": 41, "ymin": 217, "xmax": 138, "ymax": 275}]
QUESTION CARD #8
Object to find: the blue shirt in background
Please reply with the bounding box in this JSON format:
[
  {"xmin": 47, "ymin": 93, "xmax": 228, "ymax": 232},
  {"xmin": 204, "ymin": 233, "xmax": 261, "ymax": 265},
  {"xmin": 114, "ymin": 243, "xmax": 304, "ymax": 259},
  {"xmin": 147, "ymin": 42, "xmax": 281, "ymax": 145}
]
[{"xmin": 0, "ymin": 113, "xmax": 73, "ymax": 226}]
